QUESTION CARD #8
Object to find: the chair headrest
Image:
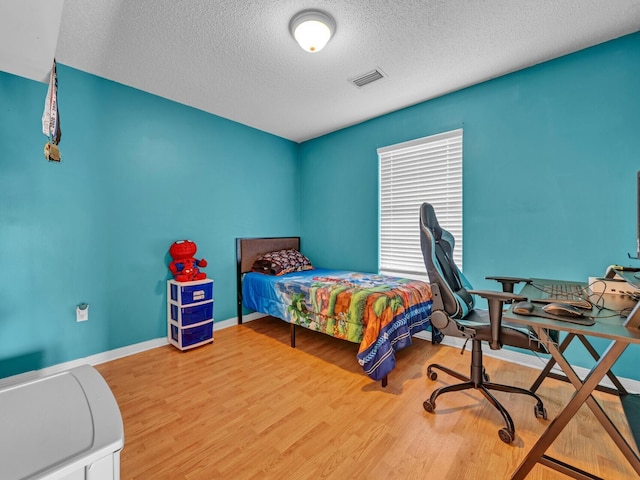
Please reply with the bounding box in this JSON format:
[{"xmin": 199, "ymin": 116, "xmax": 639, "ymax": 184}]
[{"xmin": 420, "ymin": 202, "xmax": 442, "ymax": 241}]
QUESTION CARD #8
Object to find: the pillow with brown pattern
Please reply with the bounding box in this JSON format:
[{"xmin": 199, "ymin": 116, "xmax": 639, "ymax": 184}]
[{"xmin": 251, "ymin": 249, "xmax": 314, "ymax": 275}]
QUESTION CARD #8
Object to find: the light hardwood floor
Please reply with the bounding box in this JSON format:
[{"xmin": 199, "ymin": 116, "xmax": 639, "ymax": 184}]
[{"xmin": 96, "ymin": 317, "xmax": 638, "ymax": 479}]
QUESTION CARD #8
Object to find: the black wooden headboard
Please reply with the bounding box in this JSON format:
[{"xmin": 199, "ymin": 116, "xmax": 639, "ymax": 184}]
[{"xmin": 235, "ymin": 237, "xmax": 300, "ymax": 323}]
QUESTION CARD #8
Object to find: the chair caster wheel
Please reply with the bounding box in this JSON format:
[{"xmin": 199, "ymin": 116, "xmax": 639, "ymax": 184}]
[
  {"xmin": 535, "ymin": 404, "xmax": 548, "ymax": 420},
  {"xmin": 498, "ymin": 428, "xmax": 514, "ymax": 444},
  {"xmin": 482, "ymin": 368, "xmax": 490, "ymax": 382},
  {"xmin": 427, "ymin": 368, "xmax": 437, "ymax": 381},
  {"xmin": 423, "ymin": 399, "xmax": 435, "ymax": 413}
]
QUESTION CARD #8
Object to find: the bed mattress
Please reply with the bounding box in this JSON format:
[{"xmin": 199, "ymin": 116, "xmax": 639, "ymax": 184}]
[{"xmin": 243, "ymin": 268, "xmax": 440, "ymax": 380}]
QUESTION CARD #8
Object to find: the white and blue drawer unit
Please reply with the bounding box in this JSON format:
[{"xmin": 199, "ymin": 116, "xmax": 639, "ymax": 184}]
[{"xmin": 167, "ymin": 278, "xmax": 214, "ymax": 351}]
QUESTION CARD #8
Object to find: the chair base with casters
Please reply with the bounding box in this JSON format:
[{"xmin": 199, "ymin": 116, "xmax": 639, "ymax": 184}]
[
  {"xmin": 423, "ymin": 337, "xmax": 548, "ymax": 444},
  {"xmin": 422, "ymin": 284, "xmax": 549, "ymax": 444}
]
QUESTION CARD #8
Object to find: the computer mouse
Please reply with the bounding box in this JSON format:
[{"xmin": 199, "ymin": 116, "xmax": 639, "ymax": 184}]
[
  {"xmin": 512, "ymin": 301, "xmax": 535, "ymax": 315},
  {"xmin": 542, "ymin": 303, "xmax": 585, "ymax": 318}
]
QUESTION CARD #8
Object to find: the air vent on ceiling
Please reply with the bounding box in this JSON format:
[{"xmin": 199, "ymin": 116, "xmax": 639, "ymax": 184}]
[{"xmin": 350, "ymin": 68, "xmax": 385, "ymax": 88}]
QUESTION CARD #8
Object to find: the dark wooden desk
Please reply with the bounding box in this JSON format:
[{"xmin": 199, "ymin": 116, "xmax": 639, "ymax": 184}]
[{"xmin": 504, "ymin": 279, "xmax": 640, "ymax": 480}]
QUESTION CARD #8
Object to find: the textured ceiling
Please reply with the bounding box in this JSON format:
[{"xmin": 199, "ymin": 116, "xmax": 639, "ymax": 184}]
[
  {"xmin": 48, "ymin": 1, "xmax": 640, "ymax": 142},
  {"xmin": 0, "ymin": 0, "xmax": 64, "ymax": 82}
]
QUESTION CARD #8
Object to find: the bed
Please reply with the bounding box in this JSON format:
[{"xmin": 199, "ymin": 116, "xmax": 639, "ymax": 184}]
[{"xmin": 236, "ymin": 237, "xmax": 443, "ymax": 386}]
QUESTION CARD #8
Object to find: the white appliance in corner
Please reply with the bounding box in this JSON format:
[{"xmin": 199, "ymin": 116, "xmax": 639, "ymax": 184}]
[{"xmin": 0, "ymin": 365, "xmax": 124, "ymax": 480}]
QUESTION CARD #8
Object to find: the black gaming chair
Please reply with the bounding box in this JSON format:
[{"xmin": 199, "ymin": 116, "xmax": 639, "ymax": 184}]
[{"xmin": 420, "ymin": 202, "xmax": 548, "ymax": 444}]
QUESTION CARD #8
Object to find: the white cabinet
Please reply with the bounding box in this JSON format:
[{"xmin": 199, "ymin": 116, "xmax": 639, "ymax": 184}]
[{"xmin": 0, "ymin": 365, "xmax": 123, "ymax": 479}]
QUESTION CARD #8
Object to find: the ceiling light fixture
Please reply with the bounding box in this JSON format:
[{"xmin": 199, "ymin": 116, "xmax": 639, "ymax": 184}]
[{"xmin": 289, "ymin": 9, "xmax": 336, "ymax": 53}]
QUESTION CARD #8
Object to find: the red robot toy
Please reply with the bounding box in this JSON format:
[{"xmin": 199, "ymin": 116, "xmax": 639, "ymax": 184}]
[{"xmin": 169, "ymin": 240, "xmax": 208, "ymax": 282}]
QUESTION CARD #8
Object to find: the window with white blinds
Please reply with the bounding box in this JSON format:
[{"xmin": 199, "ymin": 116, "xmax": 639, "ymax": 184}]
[{"xmin": 378, "ymin": 128, "xmax": 463, "ymax": 279}]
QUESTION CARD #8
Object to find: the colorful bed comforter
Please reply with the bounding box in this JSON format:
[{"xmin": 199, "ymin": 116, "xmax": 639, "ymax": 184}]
[{"xmin": 242, "ymin": 269, "xmax": 443, "ymax": 381}]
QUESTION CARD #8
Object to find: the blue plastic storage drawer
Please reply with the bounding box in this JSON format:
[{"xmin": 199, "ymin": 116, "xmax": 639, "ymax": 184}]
[
  {"xmin": 170, "ymin": 302, "xmax": 213, "ymax": 327},
  {"xmin": 171, "ymin": 322, "xmax": 213, "ymax": 349},
  {"xmin": 169, "ymin": 280, "xmax": 213, "ymax": 305}
]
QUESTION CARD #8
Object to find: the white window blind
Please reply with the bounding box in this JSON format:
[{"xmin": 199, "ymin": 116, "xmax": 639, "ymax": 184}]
[{"xmin": 378, "ymin": 128, "xmax": 463, "ymax": 278}]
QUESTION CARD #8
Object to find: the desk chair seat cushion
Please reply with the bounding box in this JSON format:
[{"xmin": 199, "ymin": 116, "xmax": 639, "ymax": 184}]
[{"xmin": 460, "ymin": 310, "xmax": 548, "ymax": 353}]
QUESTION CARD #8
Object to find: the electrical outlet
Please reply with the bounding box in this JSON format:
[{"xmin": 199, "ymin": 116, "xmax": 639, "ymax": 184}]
[{"xmin": 76, "ymin": 304, "xmax": 89, "ymax": 322}]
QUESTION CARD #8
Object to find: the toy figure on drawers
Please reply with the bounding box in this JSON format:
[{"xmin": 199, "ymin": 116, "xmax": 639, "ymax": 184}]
[{"xmin": 169, "ymin": 240, "xmax": 208, "ymax": 282}]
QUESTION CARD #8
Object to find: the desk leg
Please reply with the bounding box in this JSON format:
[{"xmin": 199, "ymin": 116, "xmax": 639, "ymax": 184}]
[
  {"xmin": 575, "ymin": 335, "xmax": 628, "ymax": 395},
  {"xmin": 530, "ymin": 332, "xmax": 628, "ymax": 396},
  {"xmin": 512, "ymin": 330, "xmax": 639, "ymax": 479},
  {"xmin": 530, "ymin": 332, "xmax": 575, "ymax": 393},
  {"xmin": 547, "ymin": 337, "xmax": 640, "ymax": 474}
]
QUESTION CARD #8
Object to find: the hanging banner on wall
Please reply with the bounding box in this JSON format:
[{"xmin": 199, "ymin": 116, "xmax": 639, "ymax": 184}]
[{"xmin": 42, "ymin": 59, "xmax": 62, "ymax": 162}]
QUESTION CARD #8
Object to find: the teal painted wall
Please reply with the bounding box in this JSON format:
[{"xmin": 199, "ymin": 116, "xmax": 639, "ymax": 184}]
[
  {"xmin": 299, "ymin": 33, "xmax": 640, "ymax": 379},
  {"xmin": 0, "ymin": 65, "xmax": 299, "ymax": 378},
  {"xmin": 2, "ymin": 33, "xmax": 639, "ymax": 381}
]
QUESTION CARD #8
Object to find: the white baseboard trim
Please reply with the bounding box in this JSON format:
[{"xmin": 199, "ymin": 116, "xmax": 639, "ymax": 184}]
[
  {"xmin": 213, "ymin": 312, "xmax": 264, "ymax": 331},
  {"xmin": 0, "ymin": 338, "xmax": 168, "ymax": 389},
  {"xmin": 0, "ymin": 315, "xmax": 265, "ymax": 388},
  {"xmin": 3, "ymin": 315, "xmax": 638, "ymax": 395}
]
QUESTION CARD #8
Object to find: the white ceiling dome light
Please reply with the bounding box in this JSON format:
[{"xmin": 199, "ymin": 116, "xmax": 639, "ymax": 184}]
[{"xmin": 289, "ymin": 9, "xmax": 336, "ymax": 53}]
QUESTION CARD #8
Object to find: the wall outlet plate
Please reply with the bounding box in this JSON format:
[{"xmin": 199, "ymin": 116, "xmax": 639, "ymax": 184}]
[{"xmin": 76, "ymin": 304, "xmax": 89, "ymax": 322}]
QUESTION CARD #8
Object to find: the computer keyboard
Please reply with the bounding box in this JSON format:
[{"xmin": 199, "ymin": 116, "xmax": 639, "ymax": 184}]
[{"xmin": 532, "ymin": 282, "xmax": 592, "ymax": 309}]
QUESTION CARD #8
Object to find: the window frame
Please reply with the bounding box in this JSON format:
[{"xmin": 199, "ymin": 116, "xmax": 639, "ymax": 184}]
[{"xmin": 378, "ymin": 128, "xmax": 463, "ymax": 279}]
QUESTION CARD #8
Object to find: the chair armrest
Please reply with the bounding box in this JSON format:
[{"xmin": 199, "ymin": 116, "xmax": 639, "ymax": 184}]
[
  {"xmin": 485, "ymin": 276, "xmax": 531, "ymax": 294},
  {"xmin": 467, "ymin": 290, "xmax": 527, "ymax": 303},
  {"xmin": 468, "ymin": 290, "xmax": 528, "ymax": 350}
]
